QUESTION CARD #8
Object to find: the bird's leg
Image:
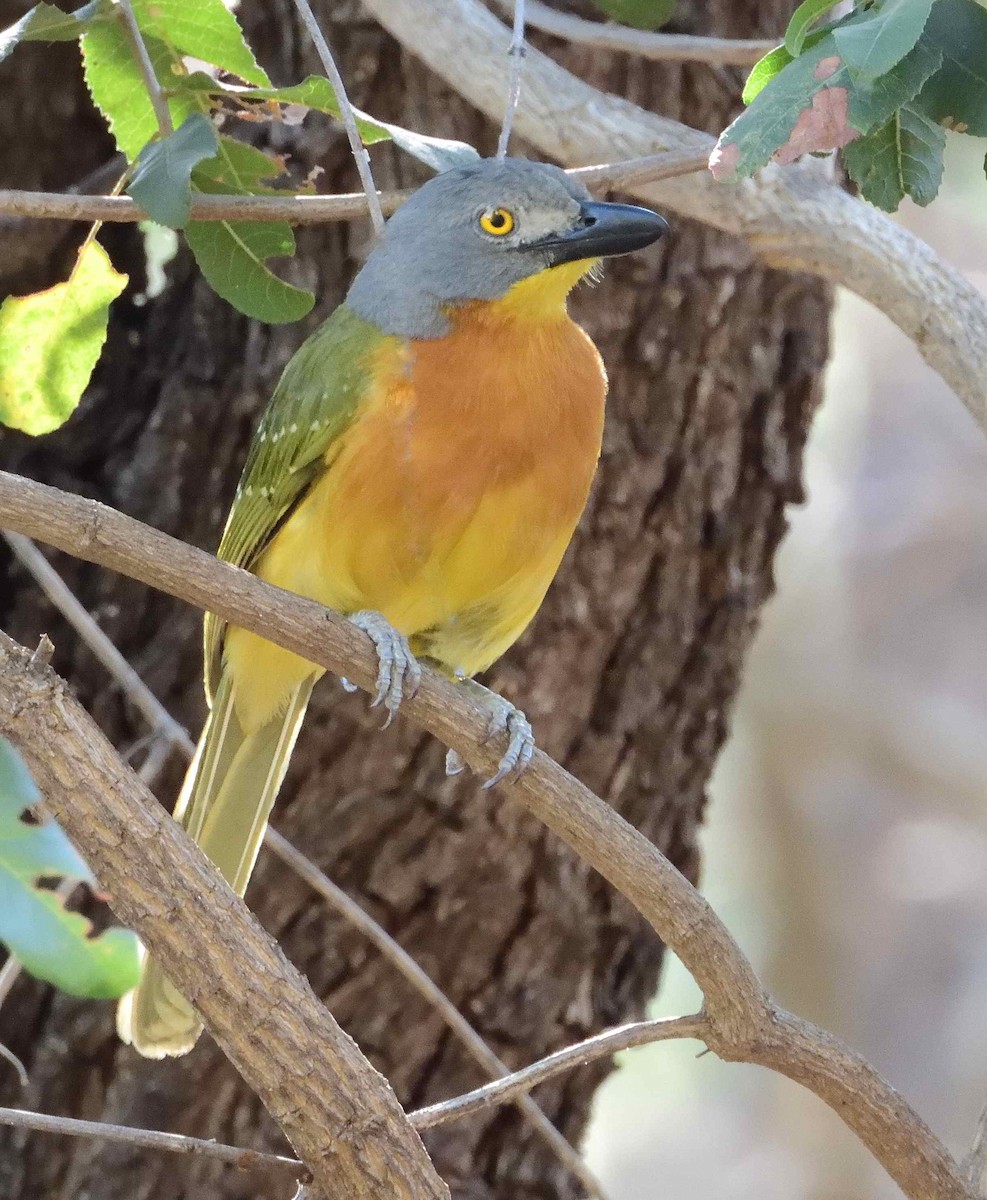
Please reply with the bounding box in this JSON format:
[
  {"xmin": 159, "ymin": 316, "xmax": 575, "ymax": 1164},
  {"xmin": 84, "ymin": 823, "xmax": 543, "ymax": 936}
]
[
  {"xmin": 348, "ymin": 611, "xmax": 422, "ymax": 727},
  {"xmin": 444, "ymin": 678, "xmax": 535, "ymax": 789}
]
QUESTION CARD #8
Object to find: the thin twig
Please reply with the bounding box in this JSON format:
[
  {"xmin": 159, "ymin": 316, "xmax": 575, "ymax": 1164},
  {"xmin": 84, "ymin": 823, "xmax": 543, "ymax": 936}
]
[
  {"xmin": 0, "ymin": 472, "xmax": 975, "ymax": 1200},
  {"xmin": 0, "ymin": 1043, "xmax": 28, "ymax": 1089},
  {"xmin": 410, "ymin": 1014, "xmax": 708, "ymax": 1129},
  {"xmin": 492, "ymin": 0, "xmax": 776, "ymax": 65},
  {"xmin": 0, "ymin": 149, "xmax": 709, "ymax": 226},
  {"xmin": 265, "ymin": 830, "xmax": 608, "ymax": 1200},
  {"xmin": 2, "ymin": 536, "xmax": 603, "ymax": 1199},
  {"xmin": 0, "ymin": 1107, "xmax": 302, "ymax": 1174},
  {"xmin": 290, "ymin": 0, "xmax": 385, "ymax": 236},
  {"xmin": 116, "ymin": 0, "xmax": 173, "ymax": 137},
  {"xmin": 0, "ymin": 1012, "xmax": 708, "ymax": 1169},
  {"xmin": 2, "ymin": 533, "xmax": 194, "ymax": 755},
  {"xmin": 497, "ymin": 0, "xmax": 526, "ymax": 157}
]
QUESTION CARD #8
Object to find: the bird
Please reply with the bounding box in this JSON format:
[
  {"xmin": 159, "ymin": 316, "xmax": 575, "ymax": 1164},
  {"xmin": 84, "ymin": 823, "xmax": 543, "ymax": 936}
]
[{"xmin": 117, "ymin": 157, "xmax": 668, "ymax": 1057}]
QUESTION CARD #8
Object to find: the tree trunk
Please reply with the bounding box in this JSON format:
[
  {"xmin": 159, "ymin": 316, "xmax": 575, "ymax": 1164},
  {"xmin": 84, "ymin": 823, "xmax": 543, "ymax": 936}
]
[{"xmin": 0, "ymin": 2, "xmax": 830, "ymax": 1197}]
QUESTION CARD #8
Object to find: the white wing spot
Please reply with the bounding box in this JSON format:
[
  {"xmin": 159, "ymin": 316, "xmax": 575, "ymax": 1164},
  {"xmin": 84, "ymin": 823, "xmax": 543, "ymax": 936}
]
[{"xmin": 289, "ymin": 423, "xmax": 298, "ymax": 434}]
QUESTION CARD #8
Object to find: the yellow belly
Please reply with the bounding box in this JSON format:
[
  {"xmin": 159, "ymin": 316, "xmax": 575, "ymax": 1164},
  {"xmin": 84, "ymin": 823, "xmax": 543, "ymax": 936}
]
[{"xmin": 225, "ymin": 282, "xmax": 606, "ymax": 731}]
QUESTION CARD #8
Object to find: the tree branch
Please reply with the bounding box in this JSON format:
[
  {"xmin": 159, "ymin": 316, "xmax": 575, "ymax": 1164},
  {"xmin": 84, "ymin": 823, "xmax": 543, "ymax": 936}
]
[
  {"xmin": 0, "ymin": 469, "xmax": 974, "ymax": 1200},
  {"xmin": 492, "ymin": 0, "xmax": 776, "ymax": 65},
  {"xmin": 410, "ymin": 1014, "xmax": 708, "ymax": 1129},
  {"xmin": 0, "ymin": 632, "xmax": 446, "ymax": 1200},
  {"xmin": 3, "ymin": 532, "xmax": 606, "ymax": 1200},
  {"xmin": 364, "ymin": 0, "xmax": 987, "ymax": 437},
  {"xmin": 0, "ymin": 1106, "xmax": 301, "ymax": 1175},
  {"xmin": 0, "ymin": 149, "xmax": 709, "ymax": 225}
]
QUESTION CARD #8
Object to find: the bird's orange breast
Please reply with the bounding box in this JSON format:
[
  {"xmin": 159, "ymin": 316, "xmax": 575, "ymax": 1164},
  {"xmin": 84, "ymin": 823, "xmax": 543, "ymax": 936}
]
[{"xmin": 236, "ymin": 278, "xmax": 607, "ymax": 718}]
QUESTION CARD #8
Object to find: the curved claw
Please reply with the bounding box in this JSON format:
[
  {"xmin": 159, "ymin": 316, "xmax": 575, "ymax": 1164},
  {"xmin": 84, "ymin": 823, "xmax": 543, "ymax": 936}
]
[
  {"xmin": 479, "ymin": 697, "xmax": 535, "ymax": 790},
  {"xmin": 348, "ymin": 610, "xmax": 422, "ymax": 726}
]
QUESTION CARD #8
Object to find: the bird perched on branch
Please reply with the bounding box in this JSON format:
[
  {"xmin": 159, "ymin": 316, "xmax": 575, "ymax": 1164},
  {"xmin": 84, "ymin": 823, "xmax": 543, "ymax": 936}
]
[{"xmin": 117, "ymin": 157, "xmax": 668, "ymax": 1057}]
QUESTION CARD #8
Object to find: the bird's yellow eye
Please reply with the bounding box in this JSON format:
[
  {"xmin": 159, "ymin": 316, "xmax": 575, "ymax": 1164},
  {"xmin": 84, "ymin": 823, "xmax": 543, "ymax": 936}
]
[{"xmin": 479, "ymin": 207, "xmax": 515, "ymax": 236}]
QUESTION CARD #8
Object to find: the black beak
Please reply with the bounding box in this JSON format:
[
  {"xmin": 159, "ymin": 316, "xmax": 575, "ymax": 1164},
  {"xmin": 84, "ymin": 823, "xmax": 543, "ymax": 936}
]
[{"xmin": 529, "ymin": 201, "xmax": 669, "ymax": 266}]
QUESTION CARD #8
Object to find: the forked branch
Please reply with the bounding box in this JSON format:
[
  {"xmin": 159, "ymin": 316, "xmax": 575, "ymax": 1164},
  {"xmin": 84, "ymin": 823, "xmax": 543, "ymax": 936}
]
[{"xmin": 0, "ymin": 470, "xmax": 973, "ymax": 1200}]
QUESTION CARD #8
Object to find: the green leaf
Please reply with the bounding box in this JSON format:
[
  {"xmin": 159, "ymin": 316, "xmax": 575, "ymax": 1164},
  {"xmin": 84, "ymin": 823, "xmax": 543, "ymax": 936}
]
[
  {"xmin": 81, "ymin": 20, "xmax": 198, "ymax": 160},
  {"xmin": 713, "ymin": 20, "xmax": 942, "ymax": 180},
  {"xmin": 127, "ymin": 113, "xmax": 219, "ymax": 229},
  {"xmin": 0, "ymin": 740, "xmax": 140, "ymax": 999},
  {"xmin": 586, "ymin": 0, "xmax": 675, "ymax": 31},
  {"xmin": 916, "ymin": 0, "xmax": 987, "ymax": 134},
  {"xmin": 843, "ymin": 100, "xmax": 946, "ymax": 208},
  {"xmin": 184, "ymin": 221, "xmax": 314, "ymax": 324},
  {"xmin": 192, "ymin": 136, "xmax": 291, "ymax": 195},
  {"xmin": 784, "ymin": 0, "xmax": 839, "ymax": 57},
  {"xmin": 166, "ymin": 72, "xmax": 390, "ymax": 143},
  {"xmin": 743, "ymin": 46, "xmax": 794, "ymax": 105},
  {"xmin": 833, "ymin": 0, "xmax": 935, "ymax": 78},
  {"xmin": 0, "ymin": 0, "xmax": 112, "ymax": 65},
  {"xmin": 0, "ymin": 241, "xmax": 127, "ymax": 435},
  {"xmin": 129, "ymin": 0, "xmax": 269, "ymax": 85}
]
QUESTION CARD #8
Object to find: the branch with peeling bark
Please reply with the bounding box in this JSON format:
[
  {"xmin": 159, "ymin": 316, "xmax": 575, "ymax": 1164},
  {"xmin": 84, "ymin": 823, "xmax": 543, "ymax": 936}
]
[
  {"xmin": 0, "ymin": 469, "xmax": 976, "ymax": 1200},
  {"xmin": 363, "ymin": 0, "xmax": 987, "ymax": 436}
]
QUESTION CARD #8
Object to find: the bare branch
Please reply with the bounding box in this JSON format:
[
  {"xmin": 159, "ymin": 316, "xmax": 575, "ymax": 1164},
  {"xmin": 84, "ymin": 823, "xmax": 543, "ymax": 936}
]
[
  {"xmin": 0, "ymin": 1106, "xmax": 302, "ymax": 1174},
  {"xmin": 496, "ymin": 0, "xmax": 526, "ymax": 157},
  {"xmin": 3, "ymin": 532, "xmax": 603, "ymax": 1199},
  {"xmin": 290, "ymin": 0, "xmax": 385, "ymax": 236},
  {"xmin": 0, "ymin": 150, "xmax": 708, "ymax": 226},
  {"xmin": 116, "ymin": 0, "xmax": 173, "ymax": 137},
  {"xmin": 265, "ymin": 830, "xmax": 608, "ymax": 1199},
  {"xmin": 364, "ymin": 0, "xmax": 987, "ymax": 440},
  {"xmin": 493, "ymin": 0, "xmax": 776, "ymax": 65},
  {"xmin": 0, "ymin": 470, "xmax": 974, "ymax": 1200},
  {"xmin": 0, "ymin": 632, "xmax": 446, "ymax": 1200},
  {"xmin": 411, "ymin": 1015, "xmax": 708, "ymax": 1129}
]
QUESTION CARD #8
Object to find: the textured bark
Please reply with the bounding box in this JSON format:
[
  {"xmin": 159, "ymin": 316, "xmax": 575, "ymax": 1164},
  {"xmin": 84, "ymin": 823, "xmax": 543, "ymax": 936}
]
[{"xmin": 0, "ymin": 2, "xmax": 830, "ymax": 1197}]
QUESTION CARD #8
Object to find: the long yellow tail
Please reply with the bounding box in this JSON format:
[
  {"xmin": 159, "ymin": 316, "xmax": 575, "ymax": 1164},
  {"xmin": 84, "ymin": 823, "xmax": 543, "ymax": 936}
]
[{"xmin": 117, "ymin": 669, "xmax": 315, "ymax": 1058}]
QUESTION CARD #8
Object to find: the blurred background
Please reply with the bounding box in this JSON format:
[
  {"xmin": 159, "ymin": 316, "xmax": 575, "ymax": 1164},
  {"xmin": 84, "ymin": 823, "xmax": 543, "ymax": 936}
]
[{"xmin": 584, "ymin": 137, "xmax": 987, "ymax": 1199}]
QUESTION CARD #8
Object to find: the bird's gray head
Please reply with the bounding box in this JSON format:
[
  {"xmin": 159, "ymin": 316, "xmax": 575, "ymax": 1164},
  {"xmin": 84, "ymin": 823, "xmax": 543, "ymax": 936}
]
[{"xmin": 346, "ymin": 158, "xmax": 668, "ymax": 339}]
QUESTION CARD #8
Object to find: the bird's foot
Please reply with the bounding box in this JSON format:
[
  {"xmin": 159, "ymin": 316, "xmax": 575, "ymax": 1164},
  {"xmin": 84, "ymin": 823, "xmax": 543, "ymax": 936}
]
[
  {"xmin": 448, "ymin": 680, "xmax": 535, "ymax": 789},
  {"xmin": 348, "ymin": 611, "xmax": 421, "ymax": 727}
]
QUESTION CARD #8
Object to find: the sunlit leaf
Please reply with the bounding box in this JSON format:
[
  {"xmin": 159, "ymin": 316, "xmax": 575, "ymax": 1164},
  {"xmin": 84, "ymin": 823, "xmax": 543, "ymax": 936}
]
[
  {"xmin": 81, "ymin": 20, "xmax": 197, "ymax": 160},
  {"xmin": 784, "ymin": 0, "xmax": 839, "ymax": 57},
  {"xmin": 128, "ymin": 113, "xmax": 219, "ymax": 229},
  {"xmin": 0, "ymin": 0, "xmax": 112, "ymax": 65},
  {"xmin": 0, "ymin": 241, "xmax": 127, "ymax": 435},
  {"xmin": 129, "ymin": 0, "xmax": 269, "ymax": 85},
  {"xmin": 0, "ymin": 740, "xmax": 140, "ymax": 1000}
]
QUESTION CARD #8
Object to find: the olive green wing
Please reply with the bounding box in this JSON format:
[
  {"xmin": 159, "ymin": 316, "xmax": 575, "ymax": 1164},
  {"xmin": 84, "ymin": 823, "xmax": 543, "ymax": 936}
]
[{"xmin": 204, "ymin": 304, "xmax": 389, "ymax": 701}]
